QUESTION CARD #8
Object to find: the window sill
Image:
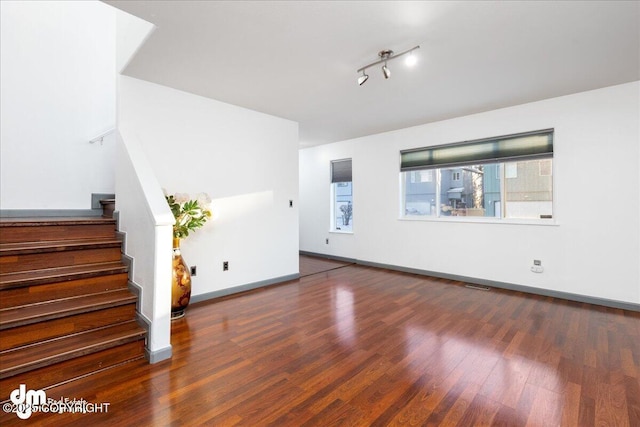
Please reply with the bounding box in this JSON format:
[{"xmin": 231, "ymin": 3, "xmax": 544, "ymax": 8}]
[
  {"xmin": 330, "ymin": 230, "xmax": 354, "ymax": 234},
  {"xmin": 398, "ymin": 215, "xmax": 558, "ymax": 226}
]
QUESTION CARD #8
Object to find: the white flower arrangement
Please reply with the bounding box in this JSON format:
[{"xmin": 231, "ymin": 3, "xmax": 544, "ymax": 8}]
[{"xmin": 164, "ymin": 190, "xmax": 213, "ymax": 239}]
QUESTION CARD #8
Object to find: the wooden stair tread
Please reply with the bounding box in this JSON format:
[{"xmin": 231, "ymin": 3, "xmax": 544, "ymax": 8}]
[
  {"xmin": 0, "ymin": 237, "xmax": 122, "ymax": 255},
  {"xmin": 0, "ymin": 218, "xmax": 118, "ymax": 244},
  {"xmin": 0, "ymin": 217, "xmax": 116, "ymax": 227},
  {"xmin": 1, "ymin": 304, "xmax": 137, "ymax": 352},
  {"xmin": 0, "ymin": 321, "xmax": 146, "ymax": 379},
  {"xmin": 0, "ymin": 273, "xmax": 129, "ymax": 310},
  {"xmin": 0, "ymin": 289, "xmax": 137, "ymax": 330},
  {"xmin": 0, "ymin": 262, "xmax": 128, "ymax": 290}
]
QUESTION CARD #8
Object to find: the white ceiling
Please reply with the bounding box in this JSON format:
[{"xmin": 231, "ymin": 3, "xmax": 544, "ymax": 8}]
[{"xmin": 106, "ymin": 1, "xmax": 640, "ymax": 147}]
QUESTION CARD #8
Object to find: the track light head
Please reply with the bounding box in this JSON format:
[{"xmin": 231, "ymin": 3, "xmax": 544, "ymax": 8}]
[
  {"xmin": 358, "ymin": 71, "xmax": 369, "ymax": 86},
  {"xmin": 382, "ymin": 63, "xmax": 391, "ymax": 79}
]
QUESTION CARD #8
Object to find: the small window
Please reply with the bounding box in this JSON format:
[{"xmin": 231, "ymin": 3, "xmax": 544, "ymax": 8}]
[
  {"xmin": 539, "ymin": 159, "xmax": 552, "ymax": 176},
  {"xmin": 410, "ymin": 170, "xmax": 433, "ymax": 183},
  {"xmin": 331, "ymin": 159, "xmax": 353, "ymax": 232}
]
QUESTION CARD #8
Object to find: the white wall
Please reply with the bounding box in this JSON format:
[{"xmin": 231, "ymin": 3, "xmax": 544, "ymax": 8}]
[
  {"xmin": 118, "ymin": 76, "xmax": 299, "ymax": 298},
  {"xmin": 0, "ymin": 1, "xmax": 116, "ymax": 210},
  {"xmin": 300, "ymin": 82, "xmax": 640, "ymax": 305}
]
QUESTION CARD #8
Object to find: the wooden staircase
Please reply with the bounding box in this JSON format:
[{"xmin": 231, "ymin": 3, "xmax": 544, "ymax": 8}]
[{"xmin": 0, "ymin": 216, "xmax": 146, "ymax": 400}]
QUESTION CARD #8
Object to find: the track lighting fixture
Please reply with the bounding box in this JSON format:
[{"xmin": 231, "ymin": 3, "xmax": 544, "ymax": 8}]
[{"xmin": 356, "ymin": 45, "xmax": 420, "ymax": 85}]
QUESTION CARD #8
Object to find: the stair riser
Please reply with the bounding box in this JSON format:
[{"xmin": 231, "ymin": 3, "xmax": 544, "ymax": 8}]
[
  {"xmin": 0, "ymin": 273, "xmax": 129, "ymax": 309},
  {"xmin": 0, "ymin": 223, "xmax": 116, "ymax": 244},
  {"xmin": 0, "ymin": 247, "xmax": 122, "ymax": 274},
  {"xmin": 0, "ymin": 340, "xmax": 145, "ymax": 404},
  {"xmin": 0, "ymin": 305, "xmax": 137, "ymax": 352}
]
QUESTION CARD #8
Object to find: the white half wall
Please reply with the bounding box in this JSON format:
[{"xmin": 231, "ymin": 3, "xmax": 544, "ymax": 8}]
[
  {"xmin": 0, "ymin": 1, "xmax": 116, "ymax": 210},
  {"xmin": 118, "ymin": 76, "xmax": 299, "ymax": 298},
  {"xmin": 115, "ymin": 131, "xmax": 173, "ymax": 360},
  {"xmin": 300, "ymin": 82, "xmax": 640, "ymax": 305}
]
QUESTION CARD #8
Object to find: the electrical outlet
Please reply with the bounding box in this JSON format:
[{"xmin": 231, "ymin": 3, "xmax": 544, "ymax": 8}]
[
  {"xmin": 531, "ymin": 260, "xmax": 543, "ymax": 273},
  {"xmin": 326, "ymin": 238, "xmax": 329, "ymax": 244},
  {"xmin": 289, "ymin": 200, "xmax": 293, "ymax": 208},
  {"xmin": 190, "ymin": 266, "xmax": 197, "ymax": 276},
  {"xmin": 223, "ymin": 261, "xmax": 229, "ymax": 271}
]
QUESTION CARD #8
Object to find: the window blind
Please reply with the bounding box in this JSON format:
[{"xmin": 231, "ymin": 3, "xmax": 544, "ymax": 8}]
[
  {"xmin": 331, "ymin": 159, "xmax": 352, "ymax": 183},
  {"xmin": 400, "ymin": 129, "xmax": 553, "ymax": 171}
]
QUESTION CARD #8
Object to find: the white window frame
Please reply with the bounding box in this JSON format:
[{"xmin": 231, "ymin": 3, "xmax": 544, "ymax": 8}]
[{"xmin": 330, "ymin": 159, "xmax": 353, "ymax": 234}]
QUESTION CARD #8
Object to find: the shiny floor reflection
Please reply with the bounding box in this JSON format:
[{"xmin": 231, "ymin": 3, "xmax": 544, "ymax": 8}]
[{"xmin": 6, "ymin": 256, "xmax": 639, "ymax": 426}]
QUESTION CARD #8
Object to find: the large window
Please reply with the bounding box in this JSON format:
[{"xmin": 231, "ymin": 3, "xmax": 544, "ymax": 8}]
[
  {"xmin": 401, "ymin": 130, "xmax": 553, "ymax": 220},
  {"xmin": 331, "ymin": 159, "xmax": 353, "ymax": 232}
]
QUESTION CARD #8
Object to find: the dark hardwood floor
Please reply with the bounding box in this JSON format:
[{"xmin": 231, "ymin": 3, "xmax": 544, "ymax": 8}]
[{"xmin": 2, "ymin": 256, "xmax": 639, "ymax": 426}]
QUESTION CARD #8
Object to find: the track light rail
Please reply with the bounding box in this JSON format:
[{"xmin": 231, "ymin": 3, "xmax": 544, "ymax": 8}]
[{"xmin": 356, "ymin": 45, "xmax": 420, "ymax": 73}]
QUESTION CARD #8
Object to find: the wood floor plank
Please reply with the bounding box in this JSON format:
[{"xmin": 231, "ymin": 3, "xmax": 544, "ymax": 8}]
[
  {"xmin": 438, "ymin": 381, "xmax": 482, "ymax": 426},
  {"xmin": 561, "ymin": 381, "xmax": 582, "ymax": 426},
  {"xmin": 595, "ymin": 381, "xmax": 630, "ymax": 427},
  {"xmin": 479, "ymin": 355, "xmax": 533, "ymax": 410},
  {"xmin": 624, "ymin": 375, "xmax": 640, "ymax": 426},
  {"xmin": 524, "ymin": 384, "xmax": 563, "ymax": 427},
  {"xmin": 454, "ymin": 393, "xmax": 502, "ymax": 427},
  {"xmin": 2, "ymin": 257, "xmax": 638, "ymax": 426}
]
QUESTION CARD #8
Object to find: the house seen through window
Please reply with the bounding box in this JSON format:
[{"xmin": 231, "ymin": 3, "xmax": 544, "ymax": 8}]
[{"xmin": 401, "ymin": 130, "xmax": 553, "ymax": 220}]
